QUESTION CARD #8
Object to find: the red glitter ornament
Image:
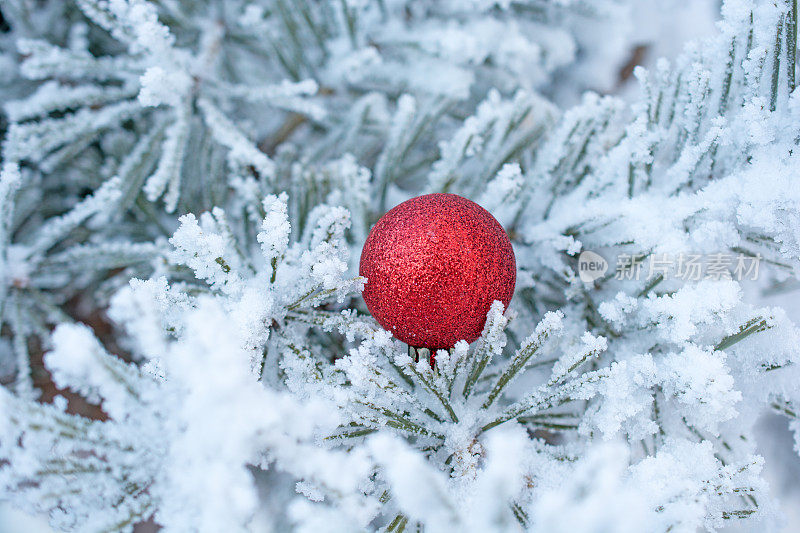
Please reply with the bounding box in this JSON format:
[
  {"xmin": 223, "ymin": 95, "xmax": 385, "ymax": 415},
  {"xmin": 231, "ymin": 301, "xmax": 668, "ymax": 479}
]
[{"xmin": 359, "ymin": 193, "xmax": 516, "ymax": 350}]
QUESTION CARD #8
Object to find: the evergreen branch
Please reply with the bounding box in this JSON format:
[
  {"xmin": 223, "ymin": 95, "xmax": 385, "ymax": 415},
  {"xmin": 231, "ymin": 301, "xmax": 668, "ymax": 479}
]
[
  {"xmin": 771, "ymin": 13, "xmax": 786, "ymax": 112},
  {"xmin": 356, "ymin": 400, "xmax": 444, "ymax": 440},
  {"xmin": 406, "ymin": 360, "xmax": 459, "ymax": 423},
  {"xmin": 384, "ymin": 513, "xmax": 409, "ymax": 532},
  {"xmin": 462, "ymin": 301, "xmax": 508, "ymax": 399},
  {"xmin": 771, "ymin": 398, "xmax": 797, "ymax": 418},
  {"xmin": 714, "ymin": 317, "xmax": 770, "ymax": 352},
  {"xmin": 789, "ymin": 0, "xmax": 798, "ymax": 92},
  {"xmin": 482, "ymin": 311, "xmax": 563, "ymax": 409},
  {"xmin": 481, "ymin": 368, "xmax": 610, "ymax": 433},
  {"xmin": 325, "ymin": 426, "xmax": 377, "ymax": 441},
  {"xmin": 546, "ymin": 333, "xmax": 606, "ymax": 387}
]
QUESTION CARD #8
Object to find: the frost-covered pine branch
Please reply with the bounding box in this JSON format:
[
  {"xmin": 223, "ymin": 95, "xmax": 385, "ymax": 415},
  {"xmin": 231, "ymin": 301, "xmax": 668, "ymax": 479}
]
[{"xmin": 2, "ymin": 0, "xmax": 800, "ymax": 532}]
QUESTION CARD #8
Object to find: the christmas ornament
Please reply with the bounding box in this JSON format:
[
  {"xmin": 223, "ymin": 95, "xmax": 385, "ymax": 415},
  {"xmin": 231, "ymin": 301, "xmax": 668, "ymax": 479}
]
[{"xmin": 359, "ymin": 193, "xmax": 516, "ymax": 350}]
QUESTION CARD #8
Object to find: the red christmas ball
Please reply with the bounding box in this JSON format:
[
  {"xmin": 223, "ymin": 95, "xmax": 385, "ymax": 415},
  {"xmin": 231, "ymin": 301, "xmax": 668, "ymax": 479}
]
[{"xmin": 359, "ymin": 193, "xmax": 516, "ymax": 349}]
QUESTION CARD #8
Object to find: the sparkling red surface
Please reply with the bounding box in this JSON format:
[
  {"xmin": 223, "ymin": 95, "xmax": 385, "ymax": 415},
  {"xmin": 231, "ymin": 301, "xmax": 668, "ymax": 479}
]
[{"xmin": 359, "ymin": 193, "xmax": 516, "ymax": 349}]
